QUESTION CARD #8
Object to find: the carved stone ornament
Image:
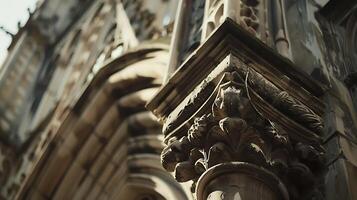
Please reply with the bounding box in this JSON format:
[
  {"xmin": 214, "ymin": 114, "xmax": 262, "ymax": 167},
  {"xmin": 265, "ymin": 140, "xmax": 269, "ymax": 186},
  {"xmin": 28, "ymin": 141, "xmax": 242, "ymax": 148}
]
[{"xmin": 161, "ymin": 69, "xmax": 325, "ymax": 200}]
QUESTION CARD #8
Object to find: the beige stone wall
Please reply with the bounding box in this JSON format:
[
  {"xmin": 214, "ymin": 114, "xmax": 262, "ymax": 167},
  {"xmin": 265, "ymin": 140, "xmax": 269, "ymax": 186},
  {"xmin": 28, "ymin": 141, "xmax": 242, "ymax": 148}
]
[{"xmin": 0, "ymin": 0, "xmax": 186, "ymax": 199}]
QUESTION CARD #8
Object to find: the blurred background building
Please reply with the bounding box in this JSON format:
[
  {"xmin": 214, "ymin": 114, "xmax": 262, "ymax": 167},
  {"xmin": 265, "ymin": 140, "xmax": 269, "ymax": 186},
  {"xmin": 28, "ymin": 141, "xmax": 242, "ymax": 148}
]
[{"xmin": 0, "ymin": 0, "xmax": 356, "ymax": 200}]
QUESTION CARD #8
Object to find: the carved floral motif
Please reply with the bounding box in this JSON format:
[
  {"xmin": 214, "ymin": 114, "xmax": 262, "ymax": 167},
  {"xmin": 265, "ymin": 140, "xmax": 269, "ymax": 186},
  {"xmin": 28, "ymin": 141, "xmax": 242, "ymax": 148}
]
[{"xmin": 161, "ymin": 70, "xmax": 325, "ymax": 199}]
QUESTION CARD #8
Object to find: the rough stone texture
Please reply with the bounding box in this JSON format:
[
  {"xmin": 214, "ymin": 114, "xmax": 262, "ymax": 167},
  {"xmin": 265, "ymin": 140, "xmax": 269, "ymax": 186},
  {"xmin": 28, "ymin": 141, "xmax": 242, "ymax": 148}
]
[
  {"xmin": 148, "ymin": 1, "xmax": 357, "ymax": 200},
  {"xmin": 0, "ymin": 0, "xmax": 357, "ymax": 199}
]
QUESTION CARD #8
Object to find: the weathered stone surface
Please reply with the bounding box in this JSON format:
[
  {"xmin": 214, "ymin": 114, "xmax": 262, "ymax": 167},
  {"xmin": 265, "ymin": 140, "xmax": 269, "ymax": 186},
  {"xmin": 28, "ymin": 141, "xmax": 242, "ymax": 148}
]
[{"xmin": 2, "ymin": 0, "xmax": 357, "ymax": 199}]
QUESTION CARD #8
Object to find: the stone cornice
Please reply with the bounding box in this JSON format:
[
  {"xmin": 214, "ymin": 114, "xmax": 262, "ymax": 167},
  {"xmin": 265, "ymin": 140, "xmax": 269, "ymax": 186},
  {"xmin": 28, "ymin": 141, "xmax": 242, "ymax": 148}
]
[{"xmin": 146, "ymin": 18, "xmax": 327, "ymax": 121}]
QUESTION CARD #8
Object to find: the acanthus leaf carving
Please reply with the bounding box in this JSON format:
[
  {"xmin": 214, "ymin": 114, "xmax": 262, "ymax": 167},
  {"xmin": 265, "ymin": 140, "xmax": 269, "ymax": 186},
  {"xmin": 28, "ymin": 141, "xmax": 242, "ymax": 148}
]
[{"xmin": 161, "ymin": 69, "xmax": 325, "ymax": 199}]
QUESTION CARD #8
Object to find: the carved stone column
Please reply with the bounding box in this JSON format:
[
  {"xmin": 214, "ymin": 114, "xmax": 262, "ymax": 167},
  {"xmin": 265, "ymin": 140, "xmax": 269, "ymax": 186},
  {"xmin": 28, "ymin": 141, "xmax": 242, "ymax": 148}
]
[
  {"xmin": 196, "ymin": 162, "xmax": 288, "ymax": 200},
  {"xmin": 147, "ymin": 20, "xmax": 326, "ymax": 200}
]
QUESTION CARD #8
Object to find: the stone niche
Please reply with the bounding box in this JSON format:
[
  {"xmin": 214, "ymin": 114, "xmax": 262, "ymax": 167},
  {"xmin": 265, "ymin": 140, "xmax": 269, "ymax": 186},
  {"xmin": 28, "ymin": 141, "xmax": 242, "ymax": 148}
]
[{"xmin": 147, "ymin": 19, "xmax": 327, "ymax": 200}]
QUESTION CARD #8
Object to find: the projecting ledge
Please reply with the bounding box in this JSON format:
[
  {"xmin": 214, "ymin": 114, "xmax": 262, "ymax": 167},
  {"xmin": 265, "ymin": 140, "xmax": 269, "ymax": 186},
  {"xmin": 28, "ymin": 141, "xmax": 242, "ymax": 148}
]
[
  {"xmin": 146, "ymin": 17, "xmax": 327, "ymax": 200},
  {"xmin": 146, "ymin": 18, "xmax": 326, "ymax": 122}
]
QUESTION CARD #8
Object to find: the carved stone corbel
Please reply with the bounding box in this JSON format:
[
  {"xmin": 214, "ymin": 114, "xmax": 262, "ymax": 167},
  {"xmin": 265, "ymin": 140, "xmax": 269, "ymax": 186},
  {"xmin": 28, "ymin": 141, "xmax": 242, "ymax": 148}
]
[
  {"xmin": 147, "ymin": 20, "xmax": 326, "ymax": 200},
  {"xmin": 160, "ymin": 69, "xmax": 325, "ymax": 200}
]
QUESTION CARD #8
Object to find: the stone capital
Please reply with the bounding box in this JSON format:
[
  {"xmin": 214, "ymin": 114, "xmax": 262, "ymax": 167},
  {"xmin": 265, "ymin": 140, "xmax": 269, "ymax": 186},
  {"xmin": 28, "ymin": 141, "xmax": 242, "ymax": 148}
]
[{"xmin": 147, "ymin": 20, "xmax": 326, "ymax": 200}]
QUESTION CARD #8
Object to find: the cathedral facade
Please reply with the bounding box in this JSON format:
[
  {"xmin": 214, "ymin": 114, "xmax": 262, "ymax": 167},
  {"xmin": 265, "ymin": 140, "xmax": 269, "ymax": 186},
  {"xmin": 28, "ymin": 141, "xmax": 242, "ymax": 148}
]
[{"xmin": 0, "ymin": 0, "xmax": 356, "ymax": 199}]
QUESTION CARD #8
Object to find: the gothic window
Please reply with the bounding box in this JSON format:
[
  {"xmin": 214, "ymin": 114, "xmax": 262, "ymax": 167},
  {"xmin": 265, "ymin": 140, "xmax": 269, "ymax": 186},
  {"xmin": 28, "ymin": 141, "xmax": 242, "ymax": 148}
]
[
  {"xmin": 179, "ymin": 1, "xmax": 205, "ymax": 62},
  {"xmin": 166, "ymin": 0, "xmax": 206, "ymax": 76}
]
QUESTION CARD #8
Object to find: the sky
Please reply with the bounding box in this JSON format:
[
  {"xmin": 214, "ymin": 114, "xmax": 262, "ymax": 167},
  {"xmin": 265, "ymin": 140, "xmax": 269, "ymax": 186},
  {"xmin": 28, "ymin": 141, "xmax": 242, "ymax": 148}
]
[{"xmin": 0, "ymin": 0, "xmax": 38, "ymax": 66}]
